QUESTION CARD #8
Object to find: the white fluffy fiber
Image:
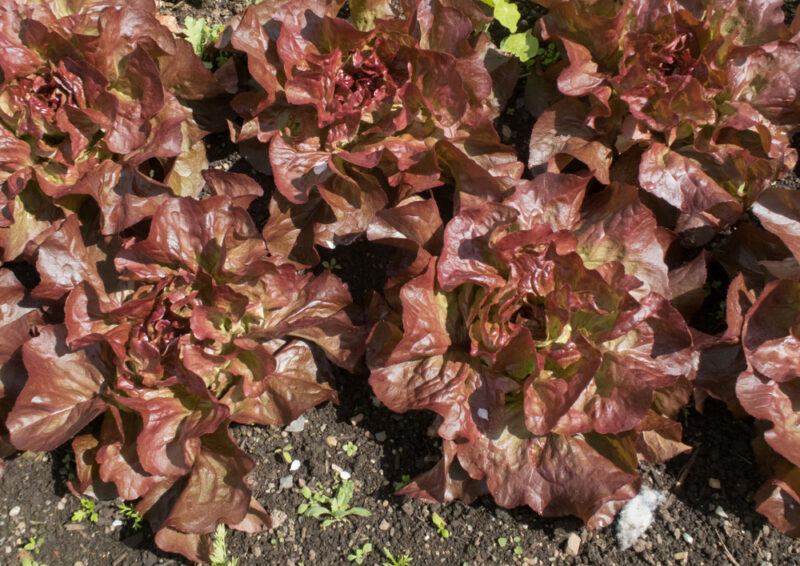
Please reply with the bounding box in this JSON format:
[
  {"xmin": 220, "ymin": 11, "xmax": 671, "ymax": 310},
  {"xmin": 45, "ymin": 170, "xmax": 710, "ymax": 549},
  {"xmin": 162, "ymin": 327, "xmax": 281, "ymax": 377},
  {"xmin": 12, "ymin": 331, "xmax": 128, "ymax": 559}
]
[{"xmin": 616, "ymin": 486, "xmax": 666, "ymax": 550}]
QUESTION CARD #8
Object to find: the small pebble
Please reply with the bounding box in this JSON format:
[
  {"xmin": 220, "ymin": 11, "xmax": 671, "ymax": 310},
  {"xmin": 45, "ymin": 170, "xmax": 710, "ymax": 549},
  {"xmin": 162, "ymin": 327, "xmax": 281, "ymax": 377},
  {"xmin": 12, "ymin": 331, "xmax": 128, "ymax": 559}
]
[
  {"xmin": 331, "ymin": 463, "xmax": 351, "ymax": 480},
  {"xmin": 379, "ymin": 519, "xmax": 391, "ymax": 531},
  {"xmin": 325, "ymin": 435, "xmax": 338, "ymax": 447},
  {"xmin": 279, "ymin": 475, "xmax": 293, "ymax": 490},
  {"xmin": 253, "ymin": 546, "xmax": 262, "ymax": 558},
  {"xmin": 673, "ymin": 551, "xmax": 688, "ymax": 561},
  {"xmin": 714, "ymin": 506, "xmax": 728, "ymax": 518},
  {"xmin": 290, "ymin": 459, "xmax": 301, "ymax": 472},
  {"xmin": 682, "ymin": 532, "xmax": 694, "ymax": 545},
  {"xmin": 8, "ymin": 507, "xmax": 19, "ymax": 518},
  {"xmin": 111, "ymin": 519, "xmax": 123, "ymax": 529},
  {"xmin": 350, "ymin": 414, "xmax": 365, "ymax": 426},
  {"xmin": 375, "ymin": 431, "xmax": 387, "ymax": 442},
  {"xmin": 565, "ymin": 532, "xmax": 581, "ymax": 557},
  {"xmin": 271, "ymin": 510, "xmax": 288, "ymax": 529},
  {"xmin": 285, "ymin": 415, "xmax": 306, "ymax": 433},
  {"xmin": 708, "ymin": 478, "xmax": 721, "ymax": 490}
]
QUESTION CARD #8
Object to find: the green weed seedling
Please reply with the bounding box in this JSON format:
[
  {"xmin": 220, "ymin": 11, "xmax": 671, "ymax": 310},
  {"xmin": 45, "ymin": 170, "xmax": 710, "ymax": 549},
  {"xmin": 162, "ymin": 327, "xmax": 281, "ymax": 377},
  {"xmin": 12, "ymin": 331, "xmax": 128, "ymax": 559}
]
[
  {"xmin": 393, "ymin": 474, "xmax": 412, "ymax": 491},
  {"xmin": 19, "ymin": 536, "xmax": 46, "ymax": 566},
  {"xmin": 498, "ymin": 535, "xmax": 523, "ymax": 555},
  {"xmin": 276, "ymin": 444, "xmax": 294, "ymax": 464},
  {"xmin": 431, "ymin": 512, "xmax": 450, "ymax": 539},
  {"xmin": 342, "ymin": 441, "xmax": 358, "ymax": 458},
  {"xmin": 22, "ymin": 536, "xmax": 44, "ymax": 554},
  {"xmin": 70, "ymin": 498, "xmax": 99, "ymax": 524},
  {"xmin": 297, "ymin": 479, "xmax": 371, "ymax": 528},
  {"xmin": 117, "ymin": 501, "xmax": 143, "ymax": 530},
  {"xmin": 210, "ymin": 525, "xmax": 239, "ymax": 566},
  {"xmin": 346, "ymin": 542, "xmax": 373, "ymax": 564},
  {"xmin": 382, "ymin": 547, "xmax": 413, "ymax": 566}
]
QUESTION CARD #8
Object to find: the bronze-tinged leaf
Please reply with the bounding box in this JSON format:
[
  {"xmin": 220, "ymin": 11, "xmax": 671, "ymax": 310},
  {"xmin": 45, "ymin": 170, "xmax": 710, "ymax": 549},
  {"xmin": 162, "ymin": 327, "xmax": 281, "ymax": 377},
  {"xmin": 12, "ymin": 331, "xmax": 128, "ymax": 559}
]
[
  {"xmin": 753, "ymin": 186, "xmax": 800, "ymax": 263},
  {"xmin": 8, "ymin": 325, "xmax": 108, "ymax": 452}
]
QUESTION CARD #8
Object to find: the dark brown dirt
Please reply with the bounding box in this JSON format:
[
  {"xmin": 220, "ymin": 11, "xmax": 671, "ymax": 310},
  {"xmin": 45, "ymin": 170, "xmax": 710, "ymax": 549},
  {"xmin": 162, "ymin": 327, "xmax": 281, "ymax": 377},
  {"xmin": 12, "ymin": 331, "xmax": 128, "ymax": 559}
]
[
  {"xmin": 3, "ymin": 381, "xmax": 800, "ymax": 565},
  {"xmin": 2, "ymin": 1, "xmax": 800, "ymax": 565}
]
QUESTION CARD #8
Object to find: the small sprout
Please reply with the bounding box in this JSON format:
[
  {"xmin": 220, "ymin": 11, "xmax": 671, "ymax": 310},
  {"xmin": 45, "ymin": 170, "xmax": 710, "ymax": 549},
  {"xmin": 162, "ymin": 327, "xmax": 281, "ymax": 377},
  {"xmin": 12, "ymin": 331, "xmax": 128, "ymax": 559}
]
[
  {"xmin": 342, "ymin": 441, "xmax": 358, "ymax": 458},
  {"xmin": 431, "ymin": 512, "xmax": 450, "ymax": 539},
  {"xmin": 297, "ymin": 479, "xmax": 371, "ymax": 528},
  {"xmin": 498, "ymin": 535, "xmax": 524, "ymax": 554},
  {"xmin": 117, "ymin": 501, "xmax": 143, "ymax": 530},
  {"xmin": 382, "ymin": 547, "xmax": 413, "ymax": 566},
  {"xmin": 393, "ymin": 474, "xmax": 412, "ymax": 491},
  {"xmin": 19, "ymin": 557, "xmax": 47, "ymax": 566},
  {"xmin": 736, "ymin": 182, "xmax": 747, "ymax": 197},
  {"xmin": 70, "ymin": 498, "xmax": 99, "ymax": 524},
  {"xmin": 346, "ymin": 542, "xmax": 374, "ymax": 564},
  {"xmin": 210, "ymin": 524, "xmax": 239, "ymax": 566},
  {"xmin": 322, "ymin": 258, "xmax": 342, "ymax": 271},
  {"xmin": 22, "ymin": 536, "xmax": 44, "ymax": 553},
  {"xmin": 537, "ymin": 42, "xmax": 561, "ymax": 66},
  {"xmin": 275, "ymin": 444, "xmax": 293, "ymax": 464}
]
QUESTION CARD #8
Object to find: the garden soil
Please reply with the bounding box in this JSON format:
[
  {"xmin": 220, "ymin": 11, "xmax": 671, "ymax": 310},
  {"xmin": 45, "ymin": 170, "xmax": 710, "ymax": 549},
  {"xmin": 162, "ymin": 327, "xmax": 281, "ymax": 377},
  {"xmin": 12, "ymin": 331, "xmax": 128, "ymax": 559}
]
[{"xmin": 1, "ymin": 1, "xmax": 800, "ymax": 565}]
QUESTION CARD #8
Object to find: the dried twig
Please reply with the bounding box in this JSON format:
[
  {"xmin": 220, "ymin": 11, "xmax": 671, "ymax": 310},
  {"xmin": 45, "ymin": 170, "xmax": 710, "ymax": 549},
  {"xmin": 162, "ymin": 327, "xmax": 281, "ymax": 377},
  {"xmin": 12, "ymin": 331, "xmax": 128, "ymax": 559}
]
[
  {"xmin": 714, "ymin": 528, "xmax": 741, "ymax": 566},
  {"xmin": 674, "ymin": 445, "xmax": 701, "ymax": 491}
]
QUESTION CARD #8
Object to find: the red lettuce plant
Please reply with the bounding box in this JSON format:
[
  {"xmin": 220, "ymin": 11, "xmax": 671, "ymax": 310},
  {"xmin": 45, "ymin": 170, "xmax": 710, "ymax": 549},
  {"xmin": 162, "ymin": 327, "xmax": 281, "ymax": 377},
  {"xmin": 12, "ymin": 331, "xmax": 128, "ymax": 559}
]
[
  {"xmin": 225, "ymin": 0, "xmax": 521, "ymax": 265},
  {"xmin": 529, "ymin": 0, "xmax": 800, "ymax": 241},
  {"xmin": 0, "ymin": 0, "xmax": 218, "ymax": 261},
  {"xmin": 0, "ymin": 269, "xmax": 43, "ymax": 479},
  {"xmin": 368, "ymin": 173, "xmax": 695, "ymax": 527},
  {"xmin": 5, "ymin": 193, "xmax": 364, "ymax": 561},
  {"xmin": 697, "ymin": 186, "xmax": 800, "ymax": 536}
]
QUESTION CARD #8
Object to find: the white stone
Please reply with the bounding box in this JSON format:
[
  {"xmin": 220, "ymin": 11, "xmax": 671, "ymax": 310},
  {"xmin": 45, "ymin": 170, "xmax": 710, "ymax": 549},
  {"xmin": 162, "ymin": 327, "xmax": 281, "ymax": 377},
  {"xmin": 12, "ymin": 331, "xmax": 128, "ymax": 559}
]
[
  {"xmin": 285, "ymin": 415, "xmax": 307, "ymax": 433},
  {"xmin": 565, "ymin": 533, "xmax": 581, "ymax": 556}
]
